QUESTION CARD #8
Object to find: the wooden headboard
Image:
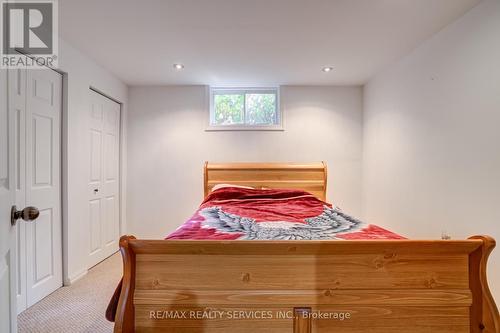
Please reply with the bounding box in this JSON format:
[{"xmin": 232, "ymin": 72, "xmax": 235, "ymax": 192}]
[{"xmin": 204, "ymin": 162, "xmax": 327, "ymax": 201}]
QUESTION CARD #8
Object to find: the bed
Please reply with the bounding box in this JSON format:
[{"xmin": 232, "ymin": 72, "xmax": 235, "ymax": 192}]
[{"xmin": 109, "ymin": 162, "xmax": 499, "ymax": 333}]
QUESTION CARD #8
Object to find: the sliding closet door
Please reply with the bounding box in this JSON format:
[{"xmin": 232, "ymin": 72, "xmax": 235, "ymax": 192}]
[{"xmin": 87, "ymin": 90, "xmax": 121, "ymax": 267}]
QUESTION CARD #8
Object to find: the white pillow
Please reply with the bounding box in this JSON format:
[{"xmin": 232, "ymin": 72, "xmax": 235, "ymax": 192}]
[{"xmin": 211, "ymin": 183, "xmax": 255, "ymax": 192}]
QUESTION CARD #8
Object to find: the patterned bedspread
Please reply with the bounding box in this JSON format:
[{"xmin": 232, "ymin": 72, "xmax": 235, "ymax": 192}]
[
  {"xmin": 167, "ymin": 187, "xmax": 404, "ymax": 240},
  {"xmin": 106, "ymin": 187, "xmax": 404, "ymax": 322}
]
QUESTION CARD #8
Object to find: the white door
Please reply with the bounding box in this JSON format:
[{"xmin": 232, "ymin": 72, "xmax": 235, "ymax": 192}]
[
  {"xmin": 87, "ymin": 90, "xmax": 120, "ymax": 267},
  {"xmin": 0, "ymin": 68, "xmax": 17, "ymax": 333},
  {"xmin": 10, "ymin": 66, "xmax": 63, "ymax": 312},
  {"xmin": 25, "ymin": 68, "xmax": 63, "ymax": 307}
]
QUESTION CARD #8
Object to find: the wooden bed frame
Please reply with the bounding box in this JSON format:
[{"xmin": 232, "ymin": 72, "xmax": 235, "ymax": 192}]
[
  {"xmin": 203, "ymin": 162, "xmax": 328, "ymax": 201},
  {"xmin": 113, "ymin": 162, "xmax": 499, "ymax": 333}
]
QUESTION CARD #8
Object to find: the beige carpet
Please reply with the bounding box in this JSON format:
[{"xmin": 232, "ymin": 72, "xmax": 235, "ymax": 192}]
[{"xmin": 18, "ymin": 253, "xmax": 122, "ymax": 333}]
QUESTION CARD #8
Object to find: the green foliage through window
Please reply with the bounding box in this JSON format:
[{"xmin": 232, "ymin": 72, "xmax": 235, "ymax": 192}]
[
  {"xmin": 246, "ymin": 94, "xmax": 276, "ymax": 125},
  {"xmin": 211, "ymin": 89, "xmax": 279, "ymax": 127},
  {"xmin": 214, "ymin": 94, "xmax": 244, "ymax": 125}
]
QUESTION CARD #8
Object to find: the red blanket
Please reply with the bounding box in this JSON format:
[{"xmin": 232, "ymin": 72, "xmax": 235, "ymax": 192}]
[
  {"xmin": 167, "ymin": 187, "xmax": 404, "ymax": 240},
  {"xmin": 106, "ymin": 188, "xmax": 403, "ymax": 322}
]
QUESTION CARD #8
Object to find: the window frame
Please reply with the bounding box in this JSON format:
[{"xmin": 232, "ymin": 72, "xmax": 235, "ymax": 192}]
[{"xmin": 207, "ymin": 87, "xmax": 283, "ymax": 131}]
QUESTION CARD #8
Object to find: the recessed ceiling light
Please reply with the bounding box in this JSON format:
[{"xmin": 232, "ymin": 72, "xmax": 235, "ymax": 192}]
[
  {"xmin": 173, "ymin": 63, "xmax": 184, "ymax": 70},
  {"xmin": 322, "ymin": 66, "xmax": 334, "ymax": 73}
]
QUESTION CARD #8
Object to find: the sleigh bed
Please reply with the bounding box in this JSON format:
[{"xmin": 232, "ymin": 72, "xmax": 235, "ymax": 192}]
[{"xmin": 108, "ymin": 162, "xmax": 499, "ymax": 333}]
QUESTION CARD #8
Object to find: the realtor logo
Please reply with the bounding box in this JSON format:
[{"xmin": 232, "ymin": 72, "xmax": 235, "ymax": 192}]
[{"xmin": 1, "ymin": 0, "xmax": 58, "ymax": 68}]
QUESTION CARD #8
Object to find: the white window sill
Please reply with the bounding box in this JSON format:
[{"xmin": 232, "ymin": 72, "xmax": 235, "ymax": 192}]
[{"xmin": 205, "ymin": 125, "xmax": 284, "ymax": 132}]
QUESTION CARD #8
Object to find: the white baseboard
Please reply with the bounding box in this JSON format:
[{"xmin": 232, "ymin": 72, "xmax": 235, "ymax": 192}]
[{"xmin": 64, "ymin": 269, "xmax": 88, "ymax": 286}]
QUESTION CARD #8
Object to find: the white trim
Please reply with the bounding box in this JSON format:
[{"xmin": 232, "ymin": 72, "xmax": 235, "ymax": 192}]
[
  {"xmin": 205, "ymin": 125, "xmax": 284, "ymax": 132},
  {"xmin": 207, "ymin": 86, "xmax": 283, "ymax": 131},
  {"xmin": 64, "ymin": 269, "xmax": 88, "ymax": 286},
  {"xmin": 61, "ymin": 71, "xmax": 69, "ymax": 291}
]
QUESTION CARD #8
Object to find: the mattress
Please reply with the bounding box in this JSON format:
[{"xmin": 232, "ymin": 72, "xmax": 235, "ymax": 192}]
[
  {"xmin": 166, "ymin": 187, "xmax": 404, "ymax": 240},
  {"xmin": 106, "ymin": 187, "xmax": 403, "ymax": 322}
]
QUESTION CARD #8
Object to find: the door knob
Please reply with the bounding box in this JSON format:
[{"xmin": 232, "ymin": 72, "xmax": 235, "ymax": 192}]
[{"xmin": 11, "ymin": 205, "xmax": 40, "ymax": 226}]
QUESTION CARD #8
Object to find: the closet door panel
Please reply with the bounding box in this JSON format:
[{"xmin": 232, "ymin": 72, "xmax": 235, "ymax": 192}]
[{"xmin": 87, "ymin": 91, "xmax": 120, "ymax": 267}]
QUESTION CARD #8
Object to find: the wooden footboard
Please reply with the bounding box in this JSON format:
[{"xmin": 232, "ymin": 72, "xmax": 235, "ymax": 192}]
[{"xmin": 113, "ymin": 236, "xmax": 499, "ymax": 333}]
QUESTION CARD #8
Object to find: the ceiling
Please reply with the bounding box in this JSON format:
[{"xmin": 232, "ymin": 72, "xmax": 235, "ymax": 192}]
[{"xmin": 59, "ymin": 0, "xmax": 480, "ymax": 86}]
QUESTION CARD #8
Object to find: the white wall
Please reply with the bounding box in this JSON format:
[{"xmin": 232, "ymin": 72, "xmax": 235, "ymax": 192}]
[
  {"xmin": 58, "ymin": 39, "xmax": 128, "ymax": 284},
  {"xmin": 362, "ymin": 0, "xmax": 500, "ymax": 301},
  {"xmin": 127, "ymin": 85, "xmax": 363, "ymax": 238}
]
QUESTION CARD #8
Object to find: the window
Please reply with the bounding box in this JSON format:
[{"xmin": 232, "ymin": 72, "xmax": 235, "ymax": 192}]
[{"xmin": 208, "ymin": 87, "xmax": 281, "ymax": 130}]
